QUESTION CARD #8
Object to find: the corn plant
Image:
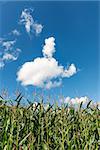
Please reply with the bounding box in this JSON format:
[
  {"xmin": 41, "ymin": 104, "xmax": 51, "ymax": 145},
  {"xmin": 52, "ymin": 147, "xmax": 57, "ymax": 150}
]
[{"xmin": 0, "ymin": 94, "xmax": 100, "ymax": 150}]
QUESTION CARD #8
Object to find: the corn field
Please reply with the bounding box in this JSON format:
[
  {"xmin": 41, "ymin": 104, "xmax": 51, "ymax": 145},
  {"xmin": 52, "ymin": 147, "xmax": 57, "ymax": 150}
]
[{"xmin": 0, "ymin": 94, "xmax": 100, "ymax": 150}]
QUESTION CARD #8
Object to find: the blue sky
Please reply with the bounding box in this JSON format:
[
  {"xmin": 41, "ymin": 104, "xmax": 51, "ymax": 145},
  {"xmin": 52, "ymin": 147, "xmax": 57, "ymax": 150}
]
[{"xmin": 0, "ymin": 1, "xmax": 99, "ymax": 103}]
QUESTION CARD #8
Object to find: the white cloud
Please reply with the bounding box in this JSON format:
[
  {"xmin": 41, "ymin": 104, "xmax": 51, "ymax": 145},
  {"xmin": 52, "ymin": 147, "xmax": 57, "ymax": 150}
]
[
  {"xmin": 17, "ymin": 57, "xmax": 63, "ymax": 88},
  {"xmin": 2, "ymin": 40, "xmax": 16, "ymax": 51},
  {"xmin": 42, "ymin": 37, "xmax": 55, "ymax": 58},
  {"xmin": 12, "ymin": 29, "xmax": 20, "ymax": 36},
  {"xmin": 63, "ymin": 96, "xmax": 88, "ymax": 105},
  {"xmin": 89, "ymin": 101, "xmax": 100, "ymax": 110},
  {"xmin": 0, "ymin": 39, "xmax": 21, "ymax": 69},
  {"xmin": 62, "ymin": 64, "xmax": 77, "ymax": 78},
  {"xmin": 45, "ymin": 80, "xmax": 62, "ymax": 89},
  {"xmin": 19, "ymin": 8, "xmax": 43, "ymax": 35},
  {"xmin": 3, "ymin": 53, "xmax": 17, "ymax": 61},
  {"xmin": 63, "ymin": 97, "xmax": 100, "ymax": 109},
  {"xmin": 17, "ymin": 36, "xmax": 77, "ymax": 89},
  {"xmin": 33, "ymin": 23, "xmax": 43, "ymax": 35}
]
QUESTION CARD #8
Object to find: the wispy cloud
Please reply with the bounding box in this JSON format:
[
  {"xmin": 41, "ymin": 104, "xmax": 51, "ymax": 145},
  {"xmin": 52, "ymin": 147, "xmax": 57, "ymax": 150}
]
[
  {"xmin": 17, "ymin": 37, "xmax": 77, "ymax": 89},
  {"xmin": 33, "ymin": 23, "xmax": 43, "ymax": 35},
  {"xmin": 0, "ymin": 60, "xmax": 5, "ymax": 69},
  {"xmin": 19, "ymin": 8, "xmax": 43, "ymax": 35},
  {"xmin": 3, "ymin": 53, "xmax": 18, "ymax": 61},
  {"xmin": 0, "ymin": 38, "xmax": 21, "ymax": 69},
  {"xmin": 0, "ymin": 7, "xmax": 43, "ymax": 69},
  {"xmin": 11, "ymin": 29, "xmax": 20, "ymax": 36},
  {"xmin": 2, "ymin": 40, "xmax": 16, "ymax": 51}
]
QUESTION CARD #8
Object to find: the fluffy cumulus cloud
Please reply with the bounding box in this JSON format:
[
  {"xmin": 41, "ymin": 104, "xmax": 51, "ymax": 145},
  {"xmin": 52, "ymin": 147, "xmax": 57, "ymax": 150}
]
[
  {"xmin": 63, "ymin": 96, "xmax": 89, "ymax": 105},
  {"xmin": 19, "ymin": 8, "xmax": 43, "ymax": 35},
  {"xmin": 17, "ymin": 37, "xmax": 77, "ymax": 89},
  {"xmin": 0, "ymin": 39, "xmax": 21, "ymax": 69},
  {"xmin": 63, "ymin": 97, "xmax": 100, "ymax": 108},
  {"xmin": 42, "ymin": 37, "xmax": 55, "ymax": 58}
]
